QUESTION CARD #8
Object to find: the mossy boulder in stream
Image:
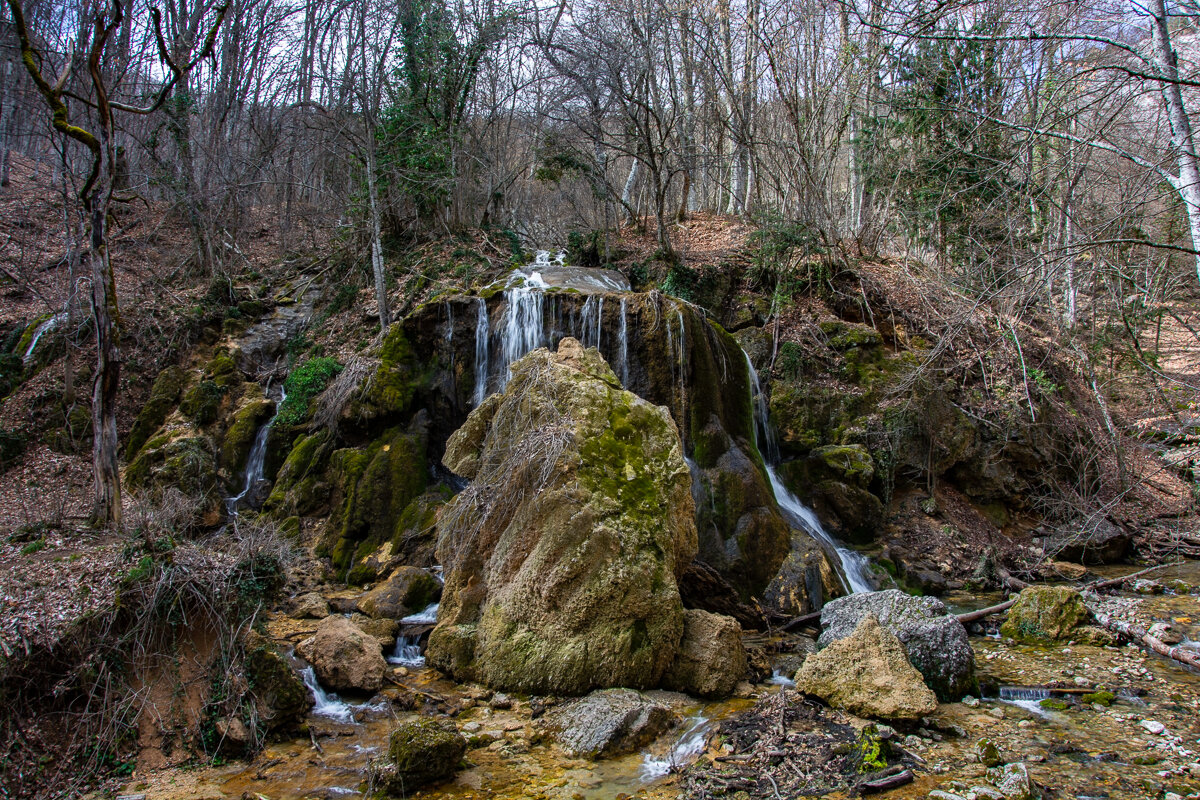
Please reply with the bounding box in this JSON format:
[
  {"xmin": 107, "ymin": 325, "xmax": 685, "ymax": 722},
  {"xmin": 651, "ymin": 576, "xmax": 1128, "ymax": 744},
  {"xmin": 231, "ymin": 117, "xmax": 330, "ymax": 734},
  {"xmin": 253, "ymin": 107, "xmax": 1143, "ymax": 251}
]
[
  {"xmin": 1000, "ymin": 585, "xmax": 1091, "ymax": 642},
  {"xmin": 427, "ymin": 338, "xmax": 697, "ymax": 695},
  {"xmin": 219, "ymin": 393, "xmax": 273, "ymax": 477},
  {"xmin": 377, "ymin": 718, "xmax": 467, "ymax": 792}
]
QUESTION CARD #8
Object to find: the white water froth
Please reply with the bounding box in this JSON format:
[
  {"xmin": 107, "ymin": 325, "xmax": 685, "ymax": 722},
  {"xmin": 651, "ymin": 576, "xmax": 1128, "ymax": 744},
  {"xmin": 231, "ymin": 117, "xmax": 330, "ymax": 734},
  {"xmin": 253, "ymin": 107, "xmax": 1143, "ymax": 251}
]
[
  {"xmin": 387, "ymin": 634, "xmax": 426, "ymax": 668},
  {"xmin": 299, "ymin": 666, "xmax": 355, "ymax": 723},
  {"xmin": 402, "ymin": 602, "xmax": 440, "ymax": 624},
  {"xmin": 641, "ymin": 715, "xmax": 711, "ymax": 780},
  {"xmin": 768, "ymin": 669, "xmax": 795, "ymax": 687}
]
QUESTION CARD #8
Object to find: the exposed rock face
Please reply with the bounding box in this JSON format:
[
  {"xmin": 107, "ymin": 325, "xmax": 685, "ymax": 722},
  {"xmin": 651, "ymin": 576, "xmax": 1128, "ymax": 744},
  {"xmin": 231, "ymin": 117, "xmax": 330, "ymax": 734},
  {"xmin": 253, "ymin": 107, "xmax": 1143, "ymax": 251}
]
[
  {"xmin": 296, "ymin": 615, "xmax": 386, "ymax": 693},
  {"xmin": 1000, "ymin": 586, "xmax": 1090, "ymax": 642},
  {"xmin": 663, "ymin": 610, "xmax": 747, "ymax": 698},
  {"xmin": 358, "ymin": 566, "xmax": 441, "ymax": 619},
  {"xmin": 541, "ymin": 688, "xmax": 677, "ymax": 758},
  {"xmin": 818, "ymin": 590, "xmax": 975, "ymax": 701},
  {"xmin": 1050, "ymin": 519, "xmax": 1132, "ymax": 565},
  {"xmin": 378, "ymin": 718, "xmax": 467, "ymax": 793},
  {"xmin": 795, "ymin": 614, "xmax": 937, "ymax": 721},
  {"xmin": 677, "ymin": 560, "xmax": 767, "ymax": 630},
  {"xmin": 427, "ymin": 339, "xmax": 697, "ymax": 695}
]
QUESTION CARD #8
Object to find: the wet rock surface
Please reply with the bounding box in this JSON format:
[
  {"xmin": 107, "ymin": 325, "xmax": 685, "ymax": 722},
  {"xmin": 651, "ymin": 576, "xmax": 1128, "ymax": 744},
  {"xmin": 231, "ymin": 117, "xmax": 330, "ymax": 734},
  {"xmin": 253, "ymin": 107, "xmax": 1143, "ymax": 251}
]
[
  {"xmin": 541, "ymin": 688, "xmax": 677, "ymax": 758},
  {"xmin": 662, "ymin": 609, "xmax": 747, "ymax": 698},
  {"xmin": 819, "ymin": 589, "xmax": 976, "ymax": 701},
  {"xmin": 357, "ymin": 565, "xmax": 441, "ymax": 619},
  {"xmin": 376, "ymin": 718, "xmax": 467, "ymax": 792}
]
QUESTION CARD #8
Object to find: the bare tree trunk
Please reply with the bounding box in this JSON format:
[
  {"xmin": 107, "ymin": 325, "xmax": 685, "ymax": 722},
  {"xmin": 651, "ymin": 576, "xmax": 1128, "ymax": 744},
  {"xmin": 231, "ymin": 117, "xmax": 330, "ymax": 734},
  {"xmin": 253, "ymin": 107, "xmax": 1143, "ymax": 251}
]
[
  {"xmin": 0, "ymin": 54, "xmax": 12, "ymax": 187},
  {"xmin": 1150, "ymin": 0, "xmax": 1200, "ymax": 287}
]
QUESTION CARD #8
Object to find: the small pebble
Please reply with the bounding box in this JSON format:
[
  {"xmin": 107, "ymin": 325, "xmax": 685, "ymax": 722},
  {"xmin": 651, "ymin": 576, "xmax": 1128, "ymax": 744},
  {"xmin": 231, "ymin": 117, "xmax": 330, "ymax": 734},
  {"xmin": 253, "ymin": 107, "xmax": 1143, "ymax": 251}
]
[{"xmin": 1141, "ymin": 720, "xmax": 1167, "ymax": 735}]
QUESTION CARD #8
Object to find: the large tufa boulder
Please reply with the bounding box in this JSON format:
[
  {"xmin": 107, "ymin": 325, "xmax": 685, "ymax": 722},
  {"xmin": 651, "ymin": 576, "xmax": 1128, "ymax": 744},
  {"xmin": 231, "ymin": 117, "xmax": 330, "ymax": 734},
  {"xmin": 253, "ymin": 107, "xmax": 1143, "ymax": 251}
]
[
  {"xmin": 663, "ymin": 609, "xmax": 747, "ymax": 698},
  {"xmin": 541, "ymin": 688, "xmax": 677, "ymax": 758},
  {"xmin": 296, "ymin": 615, "xmax": 386, "ymax": 693},
  {"xmin": 376, "ymin": 718, "xmax": 467, "ymax": 793},
  {"xmin": 427, "ymin": 338, "xmax": 697, "ymax": 695},
  {"xmin": 1000, "ymin": 585, "xmax": 1091, "ymax": 642},
  {"xmin": 795, "ymin": 614, "xmax": 937, "ymax": 721},
  {"xmin": 358, "ymin": 566, "xmax": 441, "ymax": 620},
  {"xmin": 818, "ymin": 590, "xmax": 974, "ymax": 701}
]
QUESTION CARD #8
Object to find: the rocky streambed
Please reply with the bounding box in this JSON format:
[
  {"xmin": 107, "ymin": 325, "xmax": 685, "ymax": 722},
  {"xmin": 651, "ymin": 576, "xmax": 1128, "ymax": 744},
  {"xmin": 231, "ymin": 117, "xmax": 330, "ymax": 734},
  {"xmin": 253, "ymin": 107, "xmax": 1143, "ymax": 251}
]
[{"xmin": 107, "ymin": 562, "xmax": 1200, "ymax": 800}]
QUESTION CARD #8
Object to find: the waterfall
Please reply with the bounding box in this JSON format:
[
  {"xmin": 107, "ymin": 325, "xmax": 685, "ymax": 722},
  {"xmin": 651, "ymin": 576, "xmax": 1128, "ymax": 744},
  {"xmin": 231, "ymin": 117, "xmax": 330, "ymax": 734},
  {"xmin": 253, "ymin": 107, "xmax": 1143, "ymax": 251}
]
[
  {"xmin": 22, "ymin": 313, "xmax": 64, "ymax": 365},
  {"xmin": 225, "ymin": 385, "xmax": 287, "ymax": 515},
  {"xmin": 998, "ymin": 686, "xmax": 1052, "ymax": 701},
  {"xmin": 473, "ymin": 298, "xmax": 490, "ymax": 406},
  {"xmin": 387, "ymin": 634, "xmax": 426, "ymax": 668},
  {"xmin": 745, "ymin": 354, "xmax": 873, "ymax": 594},
  {"xmin": 618, "ymin": 297, "xmax": 629, "ymax": 386},
  {"xmin": 581, "ymin": 295, "xmax": 604, "ymax": 349},
  {"xmin": 497, "ymin": 278, "xmax": 546, "ymax": 392},
  {"xmin": 299, "ymin": 666, "xmax": 354, "ymax": 723}
]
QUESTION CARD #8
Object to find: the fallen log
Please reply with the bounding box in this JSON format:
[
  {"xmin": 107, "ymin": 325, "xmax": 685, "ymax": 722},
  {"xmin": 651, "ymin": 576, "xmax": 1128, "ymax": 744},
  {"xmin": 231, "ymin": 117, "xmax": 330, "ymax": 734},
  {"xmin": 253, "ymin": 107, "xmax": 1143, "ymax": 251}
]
[
  {"xmin": 857, "ymin": 766, "xmax": 913, "ymax": 794},
  {"xmin": 1088, "ymin": 606, "xmax": 1200, "ymax": 670},
  {"xmin": 1085, "ymin": 562, "xmax": 1177, "ymax": 592},
  {"xmin": 956, "ymin": 599, "xmax": 1016, "ymax": 624}
]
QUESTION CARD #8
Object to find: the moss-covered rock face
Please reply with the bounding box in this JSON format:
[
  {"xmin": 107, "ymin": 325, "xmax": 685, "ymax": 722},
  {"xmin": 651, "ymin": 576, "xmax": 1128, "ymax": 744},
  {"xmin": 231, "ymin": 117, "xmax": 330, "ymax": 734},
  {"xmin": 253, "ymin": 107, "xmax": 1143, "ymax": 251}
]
[
  {"xmin": 220, "ymin": 393, "xmax": 273, "ymax": 478},
  {"xmin": 243, "ymin": 632, "xmax": 311, "ymax": 731},
  {"xmin": 125, "ymin": 435, "xmax": 220, "ymax": 499},
  {"xmin": 264, "ymin": 431, "xmax": 332, "ymax": 517},
  {"xmin": 180, "ymin": 380, "xmax": 225, "ymax": 426},
  {"xmin": 427, "ymin": 338, "xmax": 697, "ymax": 695},
  {"xmin": 1000, "ymin": 586, "xmax": 1091, "ymax": 642},
  {"xmin": 126, "ymin": 365, "xmax": 188, "ymax": 458},
  {"xmin": 320, "ymin": 416, "xmax": 430, "ymax": 582},
  {"xmin": 380, "ymin": 718, "xmax": 467, "ymax": 792}
]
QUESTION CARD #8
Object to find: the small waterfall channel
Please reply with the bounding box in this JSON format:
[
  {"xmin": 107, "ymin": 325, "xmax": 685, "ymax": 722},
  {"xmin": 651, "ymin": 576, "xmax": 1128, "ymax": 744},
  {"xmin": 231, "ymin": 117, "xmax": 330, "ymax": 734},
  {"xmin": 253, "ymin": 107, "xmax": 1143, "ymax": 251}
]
[
  {"xmin": 225, "ymin": 385, "xmax": 287, "ymax": 515},
  {"xmin": 22, "ymin": 312, "xmax": 66, "ymax": 365},
  {"xmin": 387, "ymin": 566, "xmax": 444, "ymax": 668},
  {"xmin": 746, "ymin": 356, "xmax": 873, "ymax": 594}
]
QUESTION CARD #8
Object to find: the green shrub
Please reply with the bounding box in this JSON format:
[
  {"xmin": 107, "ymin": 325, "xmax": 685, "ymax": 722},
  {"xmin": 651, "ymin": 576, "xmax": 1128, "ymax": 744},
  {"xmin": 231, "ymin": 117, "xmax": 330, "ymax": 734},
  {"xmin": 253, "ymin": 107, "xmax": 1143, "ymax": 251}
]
[{"xmin": 277, "ymin": 357, "xmax": 343, "ymax": 426}]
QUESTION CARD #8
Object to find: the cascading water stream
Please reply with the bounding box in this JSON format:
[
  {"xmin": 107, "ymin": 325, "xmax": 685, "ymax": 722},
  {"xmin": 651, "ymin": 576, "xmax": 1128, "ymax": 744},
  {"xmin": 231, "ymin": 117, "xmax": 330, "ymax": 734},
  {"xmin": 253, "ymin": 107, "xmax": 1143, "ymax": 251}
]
[
  {"xmin": 618, "ymin": 297, "xmax": 629, "ymax": 386},
  {"xmin": 640, "ymin": 714, "xmax": 711, "ymax": 780},
  {"xmin": 473, "ymin": 297, "xmax": 490, "ymax": 406},
  {"xmin": 226, "ymin": 385, "xmax": 287, "ymax": 515},
  {"xmin": 387, "ymin": 568, "xmax": 443, "ymax": 668},
  {"xmin": 745, "ymin": 355, "xmax": 873, "ymax": 594},
  {"xmin": 299, "ymin": 666, "xmax": 355, "ymax": 723}
]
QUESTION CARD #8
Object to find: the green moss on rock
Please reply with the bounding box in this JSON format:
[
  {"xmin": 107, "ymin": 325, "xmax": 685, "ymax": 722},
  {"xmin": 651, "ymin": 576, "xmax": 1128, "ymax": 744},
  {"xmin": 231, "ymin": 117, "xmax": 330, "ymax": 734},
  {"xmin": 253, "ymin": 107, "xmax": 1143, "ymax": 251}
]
[
  {"xmin": 264, "ymin": 431, "xmax": 332, "ymax": 517},
  {"xmin": 180, "ymin": 380, "xmax": 225, "ymax": 426},
  {"xmin": 381, "ymin": 718, "xmax": 467, "ymax": 792},
  {"xmin": 221, "ymin": 396, "xmax": 274, "ymax": 476},
  {"xmin": 1000, "ymin": 586, "xmax": 1090, "ymax": 642},
  {"xmin": 126, "ymin": 365, "xmax": 188, "ymax": 458}
]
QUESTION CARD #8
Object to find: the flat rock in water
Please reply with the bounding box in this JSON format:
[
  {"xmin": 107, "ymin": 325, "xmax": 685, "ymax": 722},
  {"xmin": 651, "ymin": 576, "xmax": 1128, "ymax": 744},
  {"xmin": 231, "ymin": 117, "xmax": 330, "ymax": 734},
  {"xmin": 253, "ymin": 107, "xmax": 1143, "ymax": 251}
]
[
  {"xmin": 796, "ymin": 614, "xmax": 937, "ymax": 722},
  {"xmin": 819, "ymin": 589, "xmax": 974, "ymax": 701},
  {"xmin": 541, "ymin": 688, "xmax": 678, "ymax": 758}
]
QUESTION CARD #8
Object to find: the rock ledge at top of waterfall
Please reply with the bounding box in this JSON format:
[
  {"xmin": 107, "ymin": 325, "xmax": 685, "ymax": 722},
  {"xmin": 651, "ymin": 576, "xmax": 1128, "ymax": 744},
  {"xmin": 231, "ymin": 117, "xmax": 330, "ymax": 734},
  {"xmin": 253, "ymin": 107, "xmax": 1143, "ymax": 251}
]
[{"xmin": 427, "ymin": 337, "xmax": 702, "ymax": 695}]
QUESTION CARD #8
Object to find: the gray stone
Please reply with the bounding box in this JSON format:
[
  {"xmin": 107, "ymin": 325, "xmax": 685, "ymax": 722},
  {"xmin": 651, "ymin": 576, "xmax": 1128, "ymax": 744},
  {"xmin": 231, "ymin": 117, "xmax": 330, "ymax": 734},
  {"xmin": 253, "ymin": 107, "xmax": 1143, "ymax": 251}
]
[
  {"xmin": 986, "ymin": 762, "xmax": 1036, "ymax": 800},
  {"xmin": 541, "ymin": 688, "xmax": 678, "ymax": 758},
  {"xmin": 818, "ymin": 590, "xmax": 975, "ymax": 701}
]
